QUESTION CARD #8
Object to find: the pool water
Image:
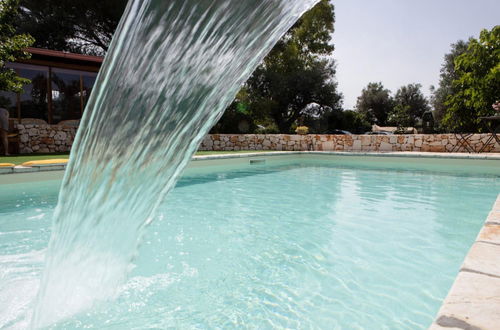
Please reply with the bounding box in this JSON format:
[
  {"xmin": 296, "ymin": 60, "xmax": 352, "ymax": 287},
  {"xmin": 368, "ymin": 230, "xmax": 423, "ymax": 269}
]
[{"xmin": 1, "ymin": 158, "xmax": 499, "ymax": 329}]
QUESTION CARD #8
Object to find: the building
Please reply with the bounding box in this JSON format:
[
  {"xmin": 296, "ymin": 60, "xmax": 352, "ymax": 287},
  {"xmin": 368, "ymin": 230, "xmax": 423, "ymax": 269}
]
[{"xmin": 0, "ymin": 47, "xmax": 103, "ymax": 125}]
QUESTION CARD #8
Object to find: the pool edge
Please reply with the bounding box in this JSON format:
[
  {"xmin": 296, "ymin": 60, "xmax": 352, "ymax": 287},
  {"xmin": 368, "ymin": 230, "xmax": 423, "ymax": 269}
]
[
  {"xmin": 1, "ymin": 151, "xmax": 499, "ymax": 176},
  {"xmin": 430, "ymin": 194, "xmax": 500, "ymax": 330}
]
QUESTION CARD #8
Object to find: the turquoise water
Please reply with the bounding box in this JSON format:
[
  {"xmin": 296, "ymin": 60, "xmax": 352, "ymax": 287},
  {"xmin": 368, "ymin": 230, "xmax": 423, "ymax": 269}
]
[{"xmin": 0, "ymin": 158, "xmax": 499, "ymax": 329}]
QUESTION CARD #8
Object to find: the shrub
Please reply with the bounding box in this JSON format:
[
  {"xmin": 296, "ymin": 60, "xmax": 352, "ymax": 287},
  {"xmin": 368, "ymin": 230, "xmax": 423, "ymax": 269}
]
[{"xmin": 295, "ymin": 126, "xmax": 309, "ymax": 135}]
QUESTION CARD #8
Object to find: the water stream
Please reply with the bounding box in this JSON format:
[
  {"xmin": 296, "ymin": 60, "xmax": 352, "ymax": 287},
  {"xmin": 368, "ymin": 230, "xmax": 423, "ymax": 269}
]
[{"xmin": 31, "ymin": 0, "xmax": 318, "ymax": 327}]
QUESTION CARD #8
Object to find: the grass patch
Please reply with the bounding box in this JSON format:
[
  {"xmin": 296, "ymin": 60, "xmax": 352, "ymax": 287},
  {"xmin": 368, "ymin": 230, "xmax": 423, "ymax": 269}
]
[{"xmin": 0, "ymin": 150, "xmax": 276, "ymax": 165}]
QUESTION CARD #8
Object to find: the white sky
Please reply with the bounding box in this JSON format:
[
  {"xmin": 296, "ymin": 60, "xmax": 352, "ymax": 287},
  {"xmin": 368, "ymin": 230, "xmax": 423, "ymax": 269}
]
[{"xmin": 332, "ymin": 0, "xmax": 500, "ymax": 109}]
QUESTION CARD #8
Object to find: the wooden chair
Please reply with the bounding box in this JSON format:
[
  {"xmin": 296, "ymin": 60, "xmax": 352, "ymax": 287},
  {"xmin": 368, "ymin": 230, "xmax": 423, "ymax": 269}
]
[{"xmin": 6, "ymin": 119, "xmax": 20, "ymax": 154}]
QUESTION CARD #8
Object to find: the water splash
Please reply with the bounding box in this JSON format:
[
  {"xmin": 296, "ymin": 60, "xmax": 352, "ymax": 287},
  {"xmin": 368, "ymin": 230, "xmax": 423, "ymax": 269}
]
[{"xmin": 32, "ymin": 0, "xmax": 318, "ymax": 327}]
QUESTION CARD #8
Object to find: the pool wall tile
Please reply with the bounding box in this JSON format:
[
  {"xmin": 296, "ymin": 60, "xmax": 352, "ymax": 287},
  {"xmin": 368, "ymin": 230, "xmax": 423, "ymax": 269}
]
[
  {"xmin": 30, "ymin": 164, "xmax": 67, "ymax": 171},
  {"xmin": 0, "ymin": 167, "xmax": 13, "ymax": 174},
  {"xmin": 2, "ymin": 151, "xmax": 499, "ymax": 176},
  {"xmin": 13, "ymin": 166, "xmax": 40, "ymax": 173}
]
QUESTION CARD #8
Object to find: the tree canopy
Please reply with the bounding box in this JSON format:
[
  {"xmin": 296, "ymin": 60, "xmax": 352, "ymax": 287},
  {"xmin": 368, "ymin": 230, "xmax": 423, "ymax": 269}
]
[
  {"xmin": 241, "ymin": 0, "xmax": 343, "ymax": 133},
  {"xmin": 17, "ymin": 0, "xmax": 344, "ymax": 134},
  {"xmin": 17, "ymin": 0, "xmax": 126, "ymax": 55},
  {"xmin": 442, "ymin": 26, "xmax": 500, "ymax": 132},
  {"xmin": 430, "ymin": 40, "xmax": 468, "ymax": 127},
  {"xmin": 0, "ymin": 0, "xmax": 34, "ymax": 93},
  {"xmin": 389, "ymin": 83, "xmax": 430, "ymax": 128},
  {"xmin": 8, "ymin": 1, "xmax": 498, "ymax": 135},
  {"xmin": 355, "ymin": 82, "xmax": 393, "ymax": 125}
]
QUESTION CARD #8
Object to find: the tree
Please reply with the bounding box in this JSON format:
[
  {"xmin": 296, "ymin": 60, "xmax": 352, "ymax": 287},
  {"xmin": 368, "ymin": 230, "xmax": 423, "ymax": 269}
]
[
  {"xmin": 355, "ymin": 82, "xmax": 393, "ymax": 125},
  {"xmin": 302, "ymin": 105, "xmax": 340, "ymax": 134},
  {"xmin": 0, "ymin": 0, "xmax": 34, "ymax": 92},
  {"xmin": 430, "ymin": 40, "xmax": 469, "ymax": 128},
  {"xmin": 19, "ymin": 0, "xmax": 344, "ymax": 134},
  {"xmin": 303, "ymin": 108, "xmax": 370, "ymax": 134},
  {"xmin": 243, "ymin": 0, "xmax": 343, "ymax": 133},
  {"xmin": 339, "ymin": 110, "xmax": 371, "ymax": 133},
  {"xmin": 210, "ymin": 89, "xmax": 257, "ymax": 134},
  {"xmin": 389, "ymin": 83, "xmax": 430, "ymax": 128},
  {"xmin": 17, "ymin": 0, "xmax": 127, "ymax": 55},
  {"xmin": 443, "ymin": 26, "xmax": 500, "ymax": 132}
]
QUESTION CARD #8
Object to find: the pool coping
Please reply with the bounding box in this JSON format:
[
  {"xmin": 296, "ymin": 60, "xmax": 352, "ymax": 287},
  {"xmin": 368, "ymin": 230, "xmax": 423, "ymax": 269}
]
[
  {"xmin": 1, "ymin": 151, "xmax": 499, "ymax": 175},
  {"xmin": 430, "ymin": 194, "xmax": 500, "ymax": 330}
]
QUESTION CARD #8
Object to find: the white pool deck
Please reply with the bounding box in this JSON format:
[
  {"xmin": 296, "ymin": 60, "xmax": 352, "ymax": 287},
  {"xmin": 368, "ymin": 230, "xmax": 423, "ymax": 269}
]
[{"xmin": 1, "ymin": 151, "xmax": 499, "ymax": 329}]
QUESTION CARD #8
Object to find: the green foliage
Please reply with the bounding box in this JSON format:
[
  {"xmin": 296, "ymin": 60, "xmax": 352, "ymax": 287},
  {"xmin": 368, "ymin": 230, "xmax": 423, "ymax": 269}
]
[
  {"xmin": 388, "ymin": 104, "xmax": 413, "ymax": 129},
  {"xmin": 355, "ymin": 82, "xmax": 394, "ymax": 125},
  {"xmin": 302, "ymin": 108, "xmax": 370, "ymax": 134},
  {"xmin": 17, "ymin": 0, "xmax": 343, "ymax": 134},
  {"xmin": 0, "ymin": 0, "xmax": 34, "ymax": 92},
  {"xmin": 339, "ymin": 110, "xmax": 371, "ymax": 133},
  {"xmin": 210, "ymin": 89, "xmax": 257, "ymax": 134},
  {"xmin": 389, "ymin": 83, "xmax": 429, "ymax": 128},
  {"xmin": 443, "ymin": 26, "xmax": 500, "ymax": 132},
  {"xmin": 17, "ymin": 0, "xmax": 127, "ymax": 55},
  {"xmin": 241, "ymin": 0, "xmax": 342, "ymax": 133},
  {"xmin": 430, "ymin": 40, "xmax": 469, "ymax": 127}
]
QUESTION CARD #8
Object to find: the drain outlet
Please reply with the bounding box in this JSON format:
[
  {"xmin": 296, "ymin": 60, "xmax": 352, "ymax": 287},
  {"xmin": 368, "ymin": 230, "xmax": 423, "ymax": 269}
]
[{"xmin": 250, "ymin": 159, "xmax": 266, "ymax": 165}]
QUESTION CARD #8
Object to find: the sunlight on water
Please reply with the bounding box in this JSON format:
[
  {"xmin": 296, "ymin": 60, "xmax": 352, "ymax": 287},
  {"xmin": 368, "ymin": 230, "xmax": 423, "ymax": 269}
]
[{"xmin": 31, "ymin": 0, "xmax": 319, "ymax": 327}]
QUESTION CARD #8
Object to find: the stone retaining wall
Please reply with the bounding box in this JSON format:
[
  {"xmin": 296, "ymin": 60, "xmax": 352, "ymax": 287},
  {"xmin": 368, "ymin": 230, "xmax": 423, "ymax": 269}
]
[
  {"xmin": 13, "ymin": 125, "xmax": 500, "ymax": 154},
  {"xmin": 17, "ymin": 124, "xmax": 77, "ymax": 154},
  {"xmin": 199, "ymin": 134, "xmax": 500, "ymax": 153}
]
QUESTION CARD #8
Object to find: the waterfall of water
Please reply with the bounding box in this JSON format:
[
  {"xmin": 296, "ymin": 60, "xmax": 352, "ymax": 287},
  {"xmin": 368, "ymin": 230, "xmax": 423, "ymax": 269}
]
[{"xmin": 31, "ymin": 0, "xmax": 318, "ymax": 327}]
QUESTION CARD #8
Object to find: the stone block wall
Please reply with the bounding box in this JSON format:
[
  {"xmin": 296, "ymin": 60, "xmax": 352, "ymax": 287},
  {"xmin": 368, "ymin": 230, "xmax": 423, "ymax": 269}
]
[
  {"xmin": 13, "ymin": 126, "xmax": 500, "ymax": 154},
  {"xmin": 199, "ymin": 134, "xmax": 500, "ymax": 153},
  {"xmin": 17, "ymin": 124, "xmax": 77, "ymax": 154}
]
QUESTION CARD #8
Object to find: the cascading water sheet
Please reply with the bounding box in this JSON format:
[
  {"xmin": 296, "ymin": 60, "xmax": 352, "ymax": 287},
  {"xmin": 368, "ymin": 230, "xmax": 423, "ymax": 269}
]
[{"xmin": 32, "ymin": 0, "xmax": 319, "ymax": 327}]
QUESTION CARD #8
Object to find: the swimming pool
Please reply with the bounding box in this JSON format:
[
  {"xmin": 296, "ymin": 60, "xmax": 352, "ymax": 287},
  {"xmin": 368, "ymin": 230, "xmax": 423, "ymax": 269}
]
[{"xmin": 1, "ymin": 154, "xmax": 499, "ymax": 329}]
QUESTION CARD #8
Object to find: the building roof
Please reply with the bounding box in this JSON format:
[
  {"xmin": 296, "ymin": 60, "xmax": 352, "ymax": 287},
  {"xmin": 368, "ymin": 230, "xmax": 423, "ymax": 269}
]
[
  {"xmin": 19, "ymin": 47, "xmax": 103, "ymax": 72},
  {"xmin": 27, "ymin": 47, "xmax": 103, "ymax": 63}
]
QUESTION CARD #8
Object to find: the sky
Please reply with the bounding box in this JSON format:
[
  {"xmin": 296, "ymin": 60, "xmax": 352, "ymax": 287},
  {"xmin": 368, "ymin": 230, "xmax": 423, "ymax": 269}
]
[{"xmin": 332, "ymin": 0, "xmax": 500, "ymax": 109}]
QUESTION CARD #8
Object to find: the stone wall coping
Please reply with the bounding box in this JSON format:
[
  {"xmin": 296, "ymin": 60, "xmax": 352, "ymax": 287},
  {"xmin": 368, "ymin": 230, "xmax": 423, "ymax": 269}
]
[{"xmin": 431, "ymin": 194, "xmax": 500, "ymax": 330}]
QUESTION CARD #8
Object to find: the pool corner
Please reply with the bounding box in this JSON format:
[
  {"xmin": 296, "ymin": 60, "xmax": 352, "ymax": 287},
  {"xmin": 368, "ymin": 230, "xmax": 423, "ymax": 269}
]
[{"xmin": 431, "ymin": 194, "xmax": 500, "ymax": 329}]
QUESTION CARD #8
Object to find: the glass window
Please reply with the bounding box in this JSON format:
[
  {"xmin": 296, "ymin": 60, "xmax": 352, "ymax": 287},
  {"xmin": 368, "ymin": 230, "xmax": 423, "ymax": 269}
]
[
  {"xmin": 4, "ymin": 63, "xmax": 99, "ymax": 123},
  {"xmin": 82, "ymin": 72, "xmax": 97, "ymax": 111},
  {"xmin": 0, "ymin": 91, "xmax": 17, "ymax": 118},
  {"xmin": 8, "ymin": 63, "xmax": 49, "ymax": 122},
  {"xmin": 51, "ymin": 68, "xmax": 82, "ymax": 123}
]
